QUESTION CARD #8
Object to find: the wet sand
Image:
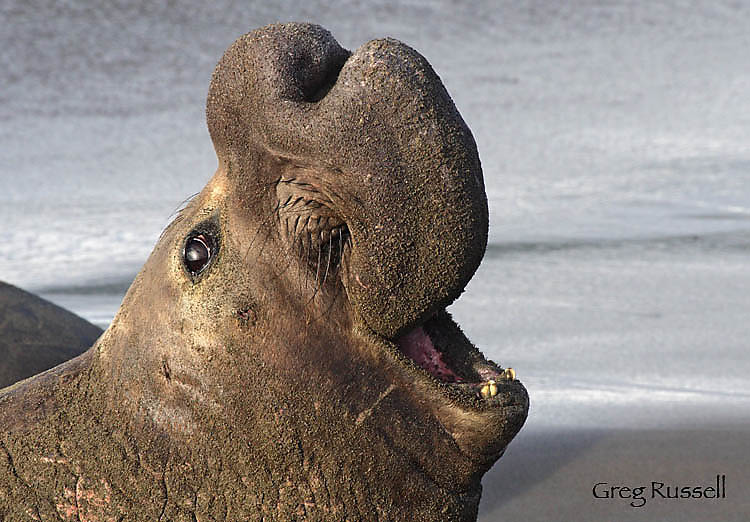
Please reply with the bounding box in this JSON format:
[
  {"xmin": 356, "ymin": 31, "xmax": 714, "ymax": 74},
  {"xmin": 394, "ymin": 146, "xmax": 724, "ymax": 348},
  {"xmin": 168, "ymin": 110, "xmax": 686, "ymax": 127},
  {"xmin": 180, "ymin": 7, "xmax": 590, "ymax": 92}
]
[{"xmin": 479, "ymin": 423, "xmax": 750, "ymax": 521}]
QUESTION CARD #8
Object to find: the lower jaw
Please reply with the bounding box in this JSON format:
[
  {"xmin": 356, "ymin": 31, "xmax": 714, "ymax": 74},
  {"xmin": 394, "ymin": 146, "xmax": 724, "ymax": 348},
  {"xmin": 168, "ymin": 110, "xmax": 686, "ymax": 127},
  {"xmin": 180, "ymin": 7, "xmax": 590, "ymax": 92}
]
[
  {"xmin": 382, "ymin": 309, "xmax": 529, "ymax": 464},
  {"xmin": 348, "ymin": 316, "xmax": 529, "ymax": 485}
]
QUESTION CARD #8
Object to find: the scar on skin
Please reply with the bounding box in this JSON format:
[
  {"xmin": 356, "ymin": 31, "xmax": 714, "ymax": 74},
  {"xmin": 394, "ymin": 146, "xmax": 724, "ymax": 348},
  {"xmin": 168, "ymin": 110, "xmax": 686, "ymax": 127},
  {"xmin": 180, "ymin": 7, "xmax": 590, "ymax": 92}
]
[
  {"xmin": 39, "ymin": 456, "xmax": 70, "ymax": 465},
  {"xmin": 354, "ymin": 273, "xmax": 370, "ymax": 290},
  {"xmin": 356, "ymin": 384, "xmax": 396, "ymax": 426},
  {"xmin": 56, "ymin": 487, "xmax": 78, "ymax": 520}
]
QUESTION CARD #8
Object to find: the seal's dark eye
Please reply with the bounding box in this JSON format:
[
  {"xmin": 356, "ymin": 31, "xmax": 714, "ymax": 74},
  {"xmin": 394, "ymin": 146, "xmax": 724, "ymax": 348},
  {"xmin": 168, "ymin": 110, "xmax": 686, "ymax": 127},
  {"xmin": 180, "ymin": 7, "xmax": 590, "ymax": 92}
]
[{"xmin": 184, "ymin": 234, "xmax": 212, "ymax": 275}]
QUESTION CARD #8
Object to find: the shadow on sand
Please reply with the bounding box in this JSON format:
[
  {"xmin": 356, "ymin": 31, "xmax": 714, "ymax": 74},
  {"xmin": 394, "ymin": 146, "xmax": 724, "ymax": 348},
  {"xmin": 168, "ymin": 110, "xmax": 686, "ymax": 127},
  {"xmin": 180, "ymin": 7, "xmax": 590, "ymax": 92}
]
[{"xmin": 478, "ymin": 425, "xmax": 750, "ymax": 522}]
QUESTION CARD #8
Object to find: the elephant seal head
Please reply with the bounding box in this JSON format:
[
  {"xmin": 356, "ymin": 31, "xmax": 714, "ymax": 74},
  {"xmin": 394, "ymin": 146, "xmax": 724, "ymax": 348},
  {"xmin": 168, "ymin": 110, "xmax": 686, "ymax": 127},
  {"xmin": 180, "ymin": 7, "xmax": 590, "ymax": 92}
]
[{"xmin": 88, "ymin": 23, "xmax": 527, "ymax": 519}]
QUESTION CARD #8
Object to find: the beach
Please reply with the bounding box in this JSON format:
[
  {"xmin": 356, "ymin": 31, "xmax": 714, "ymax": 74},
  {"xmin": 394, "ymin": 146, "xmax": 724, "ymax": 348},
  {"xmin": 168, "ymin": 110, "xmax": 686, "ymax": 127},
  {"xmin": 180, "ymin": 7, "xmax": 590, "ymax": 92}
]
[
  {"xmin": 3, "ymin": 1, "xmax": 750, "ymax": 519},
  {"xmin": 457, "ymin": 246, "xmax": 750, "ymax": 520},
  {"xmin": 480, "ymin": 425, "xmax": 750, "ymax": 521}
]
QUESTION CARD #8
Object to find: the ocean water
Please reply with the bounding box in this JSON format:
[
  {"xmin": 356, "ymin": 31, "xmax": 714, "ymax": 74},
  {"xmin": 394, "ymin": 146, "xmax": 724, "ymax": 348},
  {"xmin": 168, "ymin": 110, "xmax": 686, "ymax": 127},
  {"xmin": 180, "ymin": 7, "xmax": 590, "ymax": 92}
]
[{"xmin": 2, "ymin": 0, "xmax": 750, "ymax": 503}]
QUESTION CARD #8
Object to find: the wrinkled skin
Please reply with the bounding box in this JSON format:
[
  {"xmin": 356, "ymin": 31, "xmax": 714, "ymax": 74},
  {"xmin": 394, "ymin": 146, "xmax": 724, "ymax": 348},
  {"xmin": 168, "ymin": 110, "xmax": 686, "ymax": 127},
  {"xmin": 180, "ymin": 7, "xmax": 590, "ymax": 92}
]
[{"xmin": 0, "ymin": 24, "xmax": 528, "ymax": 521}]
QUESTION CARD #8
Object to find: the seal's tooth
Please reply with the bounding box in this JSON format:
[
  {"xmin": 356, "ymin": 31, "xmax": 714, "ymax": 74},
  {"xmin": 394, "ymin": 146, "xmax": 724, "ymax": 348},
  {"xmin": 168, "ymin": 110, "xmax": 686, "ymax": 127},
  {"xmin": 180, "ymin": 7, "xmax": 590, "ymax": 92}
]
[
  {"xmin": 479, "ymin": 384, "xmax": 490, "ymax": 399},
  {"xmin": 501, "ymin": 368, "xmax": 516, "ymax": 381},
  {"xmin": 488, "ymin": 380, "xmax": 498, "ymax": 397}
]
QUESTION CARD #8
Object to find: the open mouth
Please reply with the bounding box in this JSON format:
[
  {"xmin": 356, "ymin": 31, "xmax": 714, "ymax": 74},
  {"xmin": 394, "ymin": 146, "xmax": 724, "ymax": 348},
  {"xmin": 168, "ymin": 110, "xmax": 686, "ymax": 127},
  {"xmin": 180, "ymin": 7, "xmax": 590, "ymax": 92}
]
[
  {"xmin": 373, "ymin": 308, "xmax": 527, "ymax": 462},
  {"xmin": 392, "ymin": 309, "xmax": 518, "ymax": 405}
]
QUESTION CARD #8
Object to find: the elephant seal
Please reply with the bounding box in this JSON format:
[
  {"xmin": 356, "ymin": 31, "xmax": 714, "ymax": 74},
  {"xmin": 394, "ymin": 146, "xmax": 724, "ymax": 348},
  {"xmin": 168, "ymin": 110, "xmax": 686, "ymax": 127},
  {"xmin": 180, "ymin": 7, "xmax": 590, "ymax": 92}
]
[
  {"xmin": 0, "ymin": 281, "xmax": 101, "ymax": 389},
  {"xmin": 0, "ymin": 23, "xmax": 528, "ymax": 521}
]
